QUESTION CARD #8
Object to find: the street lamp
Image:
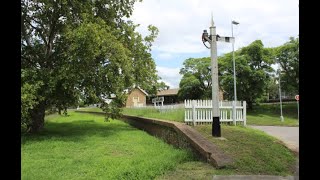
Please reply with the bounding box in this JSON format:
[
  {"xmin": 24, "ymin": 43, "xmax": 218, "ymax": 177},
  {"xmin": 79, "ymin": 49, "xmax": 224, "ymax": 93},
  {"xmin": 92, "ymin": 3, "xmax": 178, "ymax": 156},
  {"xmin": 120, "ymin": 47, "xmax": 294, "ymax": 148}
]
[
  {"xmin": 231, "ymin": 20, "xmax": 239, "ymax": 126},
  {"xmin": 277, "ymin": 68, "xmax": 284, "ymax": 122}
]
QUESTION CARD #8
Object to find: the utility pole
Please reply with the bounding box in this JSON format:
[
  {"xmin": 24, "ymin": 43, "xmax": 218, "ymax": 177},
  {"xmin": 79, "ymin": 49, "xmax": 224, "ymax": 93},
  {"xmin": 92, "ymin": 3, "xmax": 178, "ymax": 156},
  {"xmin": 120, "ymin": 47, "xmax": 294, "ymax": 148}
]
[
  {"xmin": 231, "ymin": 20, "xmax": 239, "ymax": 125},
  {"xmin": 202, "ymin": 15, "xmax": 235, "ymax": 137},
  {"xmin": 209, "ymin": 16, "xmax": 221, "ymax": 137},
  {"xmin": 278, "ymin": 69, "xmax": 284, "ymax": 122}
]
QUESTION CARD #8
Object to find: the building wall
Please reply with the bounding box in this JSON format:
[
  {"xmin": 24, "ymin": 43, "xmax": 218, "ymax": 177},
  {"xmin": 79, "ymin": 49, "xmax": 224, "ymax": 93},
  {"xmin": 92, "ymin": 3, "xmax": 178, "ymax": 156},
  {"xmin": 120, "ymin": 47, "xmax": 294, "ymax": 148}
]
[{"xmin": 126, "ymin": 88, "xmax": 146, "ymax": 107}]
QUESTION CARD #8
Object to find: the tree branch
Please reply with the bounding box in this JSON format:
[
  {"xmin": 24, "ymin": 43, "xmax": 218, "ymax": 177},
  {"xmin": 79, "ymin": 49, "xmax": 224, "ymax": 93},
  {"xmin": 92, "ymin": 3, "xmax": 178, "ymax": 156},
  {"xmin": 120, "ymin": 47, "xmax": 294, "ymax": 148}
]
[{"xmin": 25, "ymin": 19, "xmax": 48, "ymax": 45}]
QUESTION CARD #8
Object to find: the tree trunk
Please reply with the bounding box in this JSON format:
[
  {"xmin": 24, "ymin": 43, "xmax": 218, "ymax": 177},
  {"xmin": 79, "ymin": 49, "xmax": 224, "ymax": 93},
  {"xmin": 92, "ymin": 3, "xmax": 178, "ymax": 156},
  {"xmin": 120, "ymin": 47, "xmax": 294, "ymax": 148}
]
[{"xmin": 28, "ymin": 102, "xmax": 46, "ymax": 133}]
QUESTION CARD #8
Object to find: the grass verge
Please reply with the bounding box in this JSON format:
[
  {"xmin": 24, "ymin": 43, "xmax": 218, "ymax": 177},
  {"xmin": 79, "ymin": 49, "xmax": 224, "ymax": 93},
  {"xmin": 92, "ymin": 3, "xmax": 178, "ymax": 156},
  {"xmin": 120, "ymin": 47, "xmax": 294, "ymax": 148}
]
[
  {"xmin": 194, "ymin": 125, "xmax": 296, "ymax": 175},
  {"xmin": 78, "ymin": 103, "xmax": 299, "ymax": 126},
  {"xmin": 247, "ymin": 103, "xmax": 298, "ymax": 126},
  {"xmin": 21, "ymin": 111, "xmax": 194, "ymax": 180},
  {"xmin": 157, "ymin": 125, "xmax": 297, "ymax": 179}
]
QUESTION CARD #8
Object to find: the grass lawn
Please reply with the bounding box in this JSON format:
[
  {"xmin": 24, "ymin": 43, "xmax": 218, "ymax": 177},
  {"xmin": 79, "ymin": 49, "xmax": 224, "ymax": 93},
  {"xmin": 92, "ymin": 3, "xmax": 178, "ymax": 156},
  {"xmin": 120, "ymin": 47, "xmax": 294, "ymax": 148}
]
[
  {"xmin": 76, "ymin": 107, "xmax": 103, "ymax": 112},
  {"xmin": 194, "ymin": 125, "xmax": 296, "ymax": 175},
  {"xmin": 21, "ymin": 111, "xmax": 195, "ymax": 180},
  {"xmin": 247, "ymin": 103, "xmax": 299, "ymax": 126},
  {"xmin": 78, "ymin": 103, "xmax": 299, "ymax": 126},
  {"xmin": 122, "ymin": 107, "xmax": 185, "ymax": 122},
  {"xmin": 158, "ymin": 125, "xmax": 296, "ymax": 179},
  {"xmin": 77, "ymin": 107, "xmax": 185, "ymax": 122},
  {"xmin": 73, "ymin": 109, "xmax": 297, "ymax": 178}
]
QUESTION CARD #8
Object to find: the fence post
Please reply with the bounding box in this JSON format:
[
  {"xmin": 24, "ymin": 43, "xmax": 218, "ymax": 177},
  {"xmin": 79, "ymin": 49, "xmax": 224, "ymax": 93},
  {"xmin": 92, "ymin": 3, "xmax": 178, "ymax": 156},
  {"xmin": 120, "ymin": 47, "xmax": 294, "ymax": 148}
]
[
  {"xmin": 192, "ymin": 100, "xmax": 196, "ymax": 126},
  {"xmin": 243, "ymin": 101, "xmax": 247, "ymax": 126}
]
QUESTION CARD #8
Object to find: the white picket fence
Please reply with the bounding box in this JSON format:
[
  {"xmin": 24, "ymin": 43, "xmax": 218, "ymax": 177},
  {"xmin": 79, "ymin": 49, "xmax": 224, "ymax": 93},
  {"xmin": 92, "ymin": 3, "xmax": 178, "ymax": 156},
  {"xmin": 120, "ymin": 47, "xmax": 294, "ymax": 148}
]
[{"xmin": 184, "ymin": 100, "xmax": 246, "ymax": 126}]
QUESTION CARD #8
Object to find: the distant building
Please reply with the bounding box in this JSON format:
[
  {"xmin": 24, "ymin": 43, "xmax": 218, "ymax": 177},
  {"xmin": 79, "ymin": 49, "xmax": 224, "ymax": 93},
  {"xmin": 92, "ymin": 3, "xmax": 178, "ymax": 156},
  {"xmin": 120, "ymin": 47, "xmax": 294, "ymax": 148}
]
[
  {"xmin": 153, "ymin": 88, "xmax": 224, "ymax": 105},
  {"xmin": 125, "ymin": 87, "xmax": 148, "ymax": 107},
  {"xmin": 156, "ymin": 88, "xmax": 180, "ymax": 105}
]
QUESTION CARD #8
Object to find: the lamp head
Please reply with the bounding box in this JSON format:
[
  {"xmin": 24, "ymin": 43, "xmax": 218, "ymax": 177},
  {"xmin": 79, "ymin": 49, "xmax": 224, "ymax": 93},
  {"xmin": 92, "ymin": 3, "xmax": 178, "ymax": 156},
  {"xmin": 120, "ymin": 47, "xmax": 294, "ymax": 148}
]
[
  {"xmin": 232, "ymin": 20, "xmax": 239, "ymax": 25},
  {"xmin": 202, "ymin": 30, "xmax": 209, "ymax": 42}
]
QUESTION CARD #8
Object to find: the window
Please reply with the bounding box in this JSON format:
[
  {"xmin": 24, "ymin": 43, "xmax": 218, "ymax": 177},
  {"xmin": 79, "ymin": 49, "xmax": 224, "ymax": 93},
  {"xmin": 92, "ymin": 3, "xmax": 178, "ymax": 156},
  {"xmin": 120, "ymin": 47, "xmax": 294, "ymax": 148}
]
[{"xmin": 133, "ymin": 97, "xmax": 139, "ymax": 102}]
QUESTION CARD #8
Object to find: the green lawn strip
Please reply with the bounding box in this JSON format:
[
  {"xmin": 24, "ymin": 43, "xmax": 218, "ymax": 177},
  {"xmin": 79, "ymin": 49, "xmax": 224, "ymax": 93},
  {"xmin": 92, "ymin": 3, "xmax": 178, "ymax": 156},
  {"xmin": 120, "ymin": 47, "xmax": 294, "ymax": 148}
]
[
  {"xmin": 70, "ymin": 108, "xmax": 296, "ymax": 178},
  {"xmin": 247, "ymin": 103, "xmax": 298, "ymax": 126},
  {"xmin": 76, "ymin": 107, "xmax": 103, "ymax": 112},
  {"xmin": 157, "ymin": 125, "xmax": 296, "ymax": 179},
  {"xmin": 76, "ymin": 107, "xmax": 185, "ymax": 122},
  {"xmin": 122, "ymin": 107, "xmax": 185, "ymax": 122},
  {"xmin": 22, "ymin": 111, "xmax": 195, "ymax": 180},
  {"xmin": 193, "ymin": 125, "xmax": 296, "ymax": 176},
  {"xmin": 120, "ymin": 103, "xmax": 298, "ymax": 126}
]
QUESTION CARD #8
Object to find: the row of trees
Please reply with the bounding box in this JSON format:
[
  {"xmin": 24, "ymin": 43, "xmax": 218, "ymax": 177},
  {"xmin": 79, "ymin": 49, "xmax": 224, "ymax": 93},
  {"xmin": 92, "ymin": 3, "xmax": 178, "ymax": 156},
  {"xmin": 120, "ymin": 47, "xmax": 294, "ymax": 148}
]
[
  {"xmin": 21, "ymin": 0, "xmax": 167, "ymax": 133},
  {"xmin": 178, "ymin": 37, "xmax": 299, "ymax": 109}
]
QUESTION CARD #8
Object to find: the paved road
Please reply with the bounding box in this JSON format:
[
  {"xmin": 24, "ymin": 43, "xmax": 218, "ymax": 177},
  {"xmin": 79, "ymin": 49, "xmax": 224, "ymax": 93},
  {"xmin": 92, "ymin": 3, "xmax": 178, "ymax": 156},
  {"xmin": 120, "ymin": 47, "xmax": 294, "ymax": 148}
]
[{"xmin": 249, "ymin": 125, "xmax": 299, "ymax": 153}]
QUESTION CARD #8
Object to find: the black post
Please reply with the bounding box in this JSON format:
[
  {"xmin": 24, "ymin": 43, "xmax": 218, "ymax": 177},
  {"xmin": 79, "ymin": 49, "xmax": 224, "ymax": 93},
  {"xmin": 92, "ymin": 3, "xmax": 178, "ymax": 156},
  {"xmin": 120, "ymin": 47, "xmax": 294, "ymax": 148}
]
[{"xmin": 212, "ymin": 116, "xmax": 221, "ymax": 137}]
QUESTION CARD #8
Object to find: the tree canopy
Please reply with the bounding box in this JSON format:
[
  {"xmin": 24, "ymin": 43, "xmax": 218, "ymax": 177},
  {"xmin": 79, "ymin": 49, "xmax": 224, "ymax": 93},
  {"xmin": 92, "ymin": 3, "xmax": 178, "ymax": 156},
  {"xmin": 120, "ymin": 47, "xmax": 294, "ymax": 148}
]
[
  {"xmin": 178, "ymin": 57, "xmax": 212, "ymax": 100},
  {"xmin": 219, "ymin": 40, "xmax": 274, "ymax": 108},
  {"xmin": 274, "ymin": 37, "xmax": 299, "ymax": 94},
  {"xmin": 178, "ymin": 40, "xmax": 277, "ymax": 109},
  {"xmin": 21, "ymin": 0, "xmax": 163, "ymax": 133}
]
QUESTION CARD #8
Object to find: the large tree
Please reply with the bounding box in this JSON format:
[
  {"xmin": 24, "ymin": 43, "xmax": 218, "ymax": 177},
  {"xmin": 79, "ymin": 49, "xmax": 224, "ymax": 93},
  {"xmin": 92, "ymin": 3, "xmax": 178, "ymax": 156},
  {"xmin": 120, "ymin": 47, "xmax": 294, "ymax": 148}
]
[
  {"xmin": 274, "ymin": 37, "xmax": 299, "ymax": 94},
  {"xmin": 219, "ymin": 40, "xmax": 274, "ymax": 109},
  {"xmin": 178, "ymin": 57, "xmax": 212, "ymax": 100},
  {"xmin": 21, "ymin": 0, "xmax": 159, "ymax": 133}
]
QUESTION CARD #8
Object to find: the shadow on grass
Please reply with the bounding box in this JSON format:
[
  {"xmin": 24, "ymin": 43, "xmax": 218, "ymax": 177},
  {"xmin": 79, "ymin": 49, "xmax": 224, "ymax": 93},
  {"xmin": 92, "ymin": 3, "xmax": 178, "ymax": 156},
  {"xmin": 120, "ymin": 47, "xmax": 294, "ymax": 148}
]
[{"xmin": 21, "ymin": 119, "xmax": 136, "ymax": 145}]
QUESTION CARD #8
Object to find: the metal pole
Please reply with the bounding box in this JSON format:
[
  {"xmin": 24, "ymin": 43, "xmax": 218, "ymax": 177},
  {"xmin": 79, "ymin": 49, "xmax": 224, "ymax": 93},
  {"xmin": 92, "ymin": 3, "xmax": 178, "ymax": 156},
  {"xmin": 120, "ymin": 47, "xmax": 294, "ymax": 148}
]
[
  {"xmin": 278, "ymin": 69, "xmax": 284, "ymax": 122},
  {"xmin": 232, "ymin": 22, "xmax": 237, "ymax": 126},
  {"xmin": 297, "ymin": 100, "xmax": 299, "ymax": 123},
  {"xmin": 210, "ymin": 15, "xmax": 221, "ymax": 137}
]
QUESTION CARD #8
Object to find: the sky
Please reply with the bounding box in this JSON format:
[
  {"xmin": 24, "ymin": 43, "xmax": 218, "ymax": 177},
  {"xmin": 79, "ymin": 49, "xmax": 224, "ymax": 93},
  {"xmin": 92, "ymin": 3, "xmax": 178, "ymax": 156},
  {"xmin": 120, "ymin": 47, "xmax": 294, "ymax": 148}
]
[{"xmin": 129, "ymin": 0, "xmax": 299, "ymax": 88}]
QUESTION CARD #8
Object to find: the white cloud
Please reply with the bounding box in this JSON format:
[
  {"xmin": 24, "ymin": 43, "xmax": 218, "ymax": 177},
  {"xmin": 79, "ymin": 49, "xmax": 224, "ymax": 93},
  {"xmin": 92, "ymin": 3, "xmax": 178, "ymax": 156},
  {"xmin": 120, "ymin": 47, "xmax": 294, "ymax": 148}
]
[
  {"xmin": 130, "ymin": 0, "xmax": 298, "ymax": 87},
  {"xmin": 131, "ymin": 0, "xmax": 298, "ymax": 54},
  {"xmin": 156, "ymin": 66, "xmax": 181, "ymax": 88}
]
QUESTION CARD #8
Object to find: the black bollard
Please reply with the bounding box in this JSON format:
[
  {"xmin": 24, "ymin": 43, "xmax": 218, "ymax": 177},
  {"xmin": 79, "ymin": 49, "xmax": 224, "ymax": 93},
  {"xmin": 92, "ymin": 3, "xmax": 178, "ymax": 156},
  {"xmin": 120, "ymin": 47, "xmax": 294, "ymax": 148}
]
[{"xmin": 212, "ymin": 116, "xmax": 221, "ymax": 137}]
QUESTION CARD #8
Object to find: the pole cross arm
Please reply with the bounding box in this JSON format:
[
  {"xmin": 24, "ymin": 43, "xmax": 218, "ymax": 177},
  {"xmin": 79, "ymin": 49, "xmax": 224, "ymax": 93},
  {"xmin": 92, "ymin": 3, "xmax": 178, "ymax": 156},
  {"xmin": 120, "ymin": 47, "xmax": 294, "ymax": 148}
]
[{"xmin": 217, "ymin": 36, "xmax": 235, "ymax": 43}]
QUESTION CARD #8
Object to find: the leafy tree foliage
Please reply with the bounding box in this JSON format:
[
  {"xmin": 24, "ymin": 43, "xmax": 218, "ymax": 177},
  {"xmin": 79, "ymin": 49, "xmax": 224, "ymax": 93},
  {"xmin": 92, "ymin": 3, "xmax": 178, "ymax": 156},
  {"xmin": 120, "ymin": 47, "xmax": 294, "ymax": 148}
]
[
  {"xmin": 21, "ymin": 0, "xmax": 160, "ymax": 132},
  {"xmin": 274, "ymin": 37, "xmax": 299, "ymax": 94},
  {"xmin": 219, "ymin": 40, "xmax": 274, "ymax": 108},
  {"xmin": 178, "ymin": 57, "xmax": 212, "ymax": 100}
]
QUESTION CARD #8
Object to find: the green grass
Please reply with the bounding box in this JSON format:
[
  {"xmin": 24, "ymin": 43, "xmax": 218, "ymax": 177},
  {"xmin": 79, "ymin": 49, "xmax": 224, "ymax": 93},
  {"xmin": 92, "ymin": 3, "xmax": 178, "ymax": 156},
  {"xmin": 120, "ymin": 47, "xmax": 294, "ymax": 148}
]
[
  {"xmin": 21, "ymin": 111, "xmax": 195, "ymax": 180},
  {"xmin": 247, "ymin": 103, "xmax": 299, "ymax": 126},
  {"xmin": 157, "ymin": 125, "xmax": 297, "ymax": 178},
  {"xmin": 76, "ymin": 107, "xmax": 103, "ymax": 112},
  {"xmin": 33, "ymin": 109, "xmax": 297, "ymax": 178},
  {"xmin": 194, "ymin": 125, "xmax": 296, "ymax": 175},
  {"xmin": 122, "ymin": 107, "xmax": 185, "ymax": 122},
  {"xmin": 77, "ymin": 107, "xmax": 185, "ymax": 122},
  {"xmin": 78, "ymin": 103, "xmax": 299, "ymax": 126}
]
